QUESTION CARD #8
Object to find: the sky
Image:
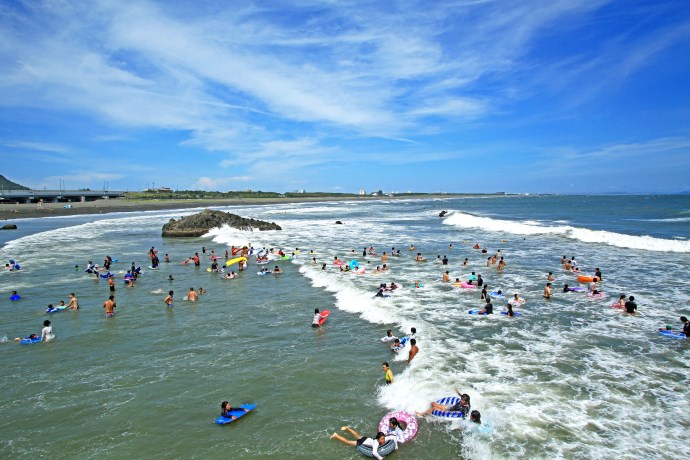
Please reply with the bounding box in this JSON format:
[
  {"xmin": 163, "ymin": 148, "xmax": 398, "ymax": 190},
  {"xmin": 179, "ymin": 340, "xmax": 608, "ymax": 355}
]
[{"xmin": 1, "ymin": 0, "xmax": 689, "ymax": 194}]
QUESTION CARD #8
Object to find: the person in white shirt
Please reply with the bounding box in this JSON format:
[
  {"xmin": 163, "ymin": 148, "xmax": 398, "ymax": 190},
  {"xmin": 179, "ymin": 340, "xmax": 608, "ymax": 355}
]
[
  {"xmin": 41, "ymin": 320, "xmax": 55, "ymax": 342},
  {"xmin": 312, "ymin": 309, "xmax": 325, "ymax": 328},
  {"xmin": 384, "ymin": 417, "xmax": 405, "ymax": 444},
  {"xmin": 331, "ymin": 427, "xmax": 390, "ymax": 460}
]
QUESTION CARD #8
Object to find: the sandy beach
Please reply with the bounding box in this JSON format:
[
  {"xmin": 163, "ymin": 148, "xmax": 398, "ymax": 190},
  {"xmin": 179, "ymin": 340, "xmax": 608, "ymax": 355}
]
[{"xmin": 0, "ymin": 195, "xmax": 456, "ymax": 221}]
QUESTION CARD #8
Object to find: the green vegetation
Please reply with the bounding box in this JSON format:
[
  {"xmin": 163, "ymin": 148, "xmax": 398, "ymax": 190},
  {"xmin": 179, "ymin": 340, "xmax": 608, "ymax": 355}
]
[{"xmin": 0, "ymin": 175, "xmax": 29, "ymax": 190}]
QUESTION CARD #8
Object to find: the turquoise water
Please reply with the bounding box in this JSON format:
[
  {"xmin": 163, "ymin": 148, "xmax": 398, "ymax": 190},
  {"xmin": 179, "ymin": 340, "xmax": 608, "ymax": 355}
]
[{"xmin": 1, "ymin": 195, "xmax": 689, "ymax": 459}]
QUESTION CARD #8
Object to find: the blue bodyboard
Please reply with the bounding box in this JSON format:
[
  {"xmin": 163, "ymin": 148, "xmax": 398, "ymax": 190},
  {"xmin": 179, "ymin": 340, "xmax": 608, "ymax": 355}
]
[
  {"xmin": 20, "ymin": 336, "xmax": 42, "ymax": 344},
  {"xmin": 658, "ymin": 330, "xmax": 686, "ymax": 340},
  {"xmin": 214, "ymin": 404, "xmax": 256, "ymax": 425}
]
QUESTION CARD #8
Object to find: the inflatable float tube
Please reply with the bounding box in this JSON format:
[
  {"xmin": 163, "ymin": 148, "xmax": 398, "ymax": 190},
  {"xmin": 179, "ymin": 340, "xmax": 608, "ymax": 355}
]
[
  {"xmin": 378, "ymin": 411, "xmax": 418, "ymax": 443},
  {"xmin": 333, "ymin": 260, "xmax": 345, "ymax": 266},
  {"xmin": 257, "ymin": 271, "xmax": 272, "ymax": 276},
  {"xmin": 587, "ymin": 292, "xmax": 605, "ymax": 299},
  {"xmin": 577, "ymin": 275, "xmax": 595, "ymax": 283},
  {"xmin": 10, "ymin": 295, "xmax": 21, "ymax": 301},
  {"xmin": 509, "ymin": 299, "xmax": 525, "ymax": 307},
  {"xmin": 149, "ymin": 266, "xmax": 159, "ymax": 270},
  {"xmin": 489, "ymin": 292, "xmax": 505, "ymax": 299},
  {"xmin": 501, "ymin": 311, "xmax": 522, "ymax": 317},
  {"xmin": 431, "ymin": 396, "xmax": 466, "ymax": 418},
  {"xmin": 568, "ymin": 287, "xmax": 584, "ymax": 291},
  {"xmin": 214, "ymin": 404, "xmax": 256, "ymax": 425},
  {"xmin": 611, "ymin": 302, "xmax": 625, "ymax": 309},
  {"xmin": 399, "ymin": 337, "xmax": 412, "ymax": 347},
  {"xmin": 357, "ymin": 438, "xmax": 396, "ymax": 458},
  {"xmin": 658, "ymin": 330, "xmax": 686, "ymax": 339},
  {"xmin": 349, "ymin": 260, "xmax": 360, "ymax": 270},
  {"xmin": 20, "ymin": 336, "xmax": 42, "ymax": 344},
  {"xmin": 47, "ymin": 306, "xmax": 68, "ymax": 314},
  {"xmin": 354, "ymin": 268, "xmax": 366, "ymax": 274},
  {"xmin": 460, "ymin": 282, "xmax": 476, "ymax": 289},
  {"xmin": 100, "ymin": 272, "xmax": 112, "ymax": 279},
  {"xmin": 410, "ymin": 283, "xmax": 424, "ymax": 288},
  {"xmin": 468, "ymin": 310, "xmax": 488, "ymax": 315},
  {"xmin": 225, "ymin": 256, "xmax": 247, "ymax": 267},
  {"xmin": 257, "ymin": 260, "xmax": 270, "ymax": 265}
]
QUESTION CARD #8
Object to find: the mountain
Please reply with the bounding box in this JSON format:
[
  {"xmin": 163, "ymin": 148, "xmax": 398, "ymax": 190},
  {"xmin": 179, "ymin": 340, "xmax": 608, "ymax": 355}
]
[{"xmin": 0, "ymin": 175, "xmax": 30, "ymax": 190}]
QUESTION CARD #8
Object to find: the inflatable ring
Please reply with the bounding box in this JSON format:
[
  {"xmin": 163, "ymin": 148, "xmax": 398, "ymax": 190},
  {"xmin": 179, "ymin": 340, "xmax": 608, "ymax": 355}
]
[
  {"xmin": 349, "ymin": 260, "xmax": 360, "ymax": 270},
  {"xmin": 10, "ymin": 295, "xmax": 21, "ymax": 301},
  {"xmin": 378, "ymin": 411, "xmax": 418, "ymax": 443},
  {"xmin": 431, "ymin": 396, "xmax": 466, "ymax": 418},
  {"xmin": 460, "ymin": 282, "xmax": 476, "ymax": 289},
  {"xmin": 356, "ymin": 438, "xmax": 396, "ymax": 458}
]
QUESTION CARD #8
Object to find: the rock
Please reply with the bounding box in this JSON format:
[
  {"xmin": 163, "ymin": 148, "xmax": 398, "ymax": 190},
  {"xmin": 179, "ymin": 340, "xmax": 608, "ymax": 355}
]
[
  {"xmin": 335, "ymin": 220, "xmax": 343, "ymax": 225},
  {"xmin": 438, "ymin": 211, "xmax": 448, "ymax": 217},
  {"xmin": 162, "ymin": 209, "xmax": 281, "ymax": 237},
  {"xmin": 1, "ymin": 224, "xmax": 18, "ymax": 230}
]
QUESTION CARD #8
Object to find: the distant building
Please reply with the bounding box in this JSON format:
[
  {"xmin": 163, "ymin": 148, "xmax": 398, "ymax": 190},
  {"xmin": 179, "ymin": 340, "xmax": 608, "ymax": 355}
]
[
  {"xmin": 359, "ymin": 188, "xmax": 366, "ymax": 196},
  {"xmin": 293, "ymin": 189, "xmax": 306, "ymax": 194},
  {"xmin": 370, "ymin": 190, "xmax": 383, "ymax": 197}
]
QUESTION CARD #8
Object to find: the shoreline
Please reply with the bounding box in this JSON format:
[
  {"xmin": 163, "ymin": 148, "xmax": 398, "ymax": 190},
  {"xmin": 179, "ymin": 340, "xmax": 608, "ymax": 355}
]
[{"xmin": 0, "ymin": 195, "xmax": 464, "ymax": 221}]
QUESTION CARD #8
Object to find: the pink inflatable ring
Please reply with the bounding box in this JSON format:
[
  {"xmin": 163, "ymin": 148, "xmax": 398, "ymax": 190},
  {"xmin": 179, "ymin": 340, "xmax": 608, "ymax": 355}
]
[{"xmin": 378, "ymin": 411, "xmax": 418, "ymax": 443}]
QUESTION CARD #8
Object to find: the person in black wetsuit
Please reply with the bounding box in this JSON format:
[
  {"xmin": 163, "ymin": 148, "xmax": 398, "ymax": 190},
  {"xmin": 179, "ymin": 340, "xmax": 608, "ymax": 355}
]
[
  {"xmin": 220, "ymin": 401, "xmax": 249, "ymax": 420},
  {"xmin": 477, "ymin": 298, "xmax": 493, "ymax": 315},
  {"xmin": 624, "ymin": 296, "xmax": 637, "ymax": 315}
]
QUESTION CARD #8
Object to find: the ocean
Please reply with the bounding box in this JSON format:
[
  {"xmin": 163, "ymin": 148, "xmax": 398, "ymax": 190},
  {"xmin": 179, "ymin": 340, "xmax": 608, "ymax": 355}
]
[{"xmin": 1, "ymin": 195, "xmax": 688, "ymax": 459}]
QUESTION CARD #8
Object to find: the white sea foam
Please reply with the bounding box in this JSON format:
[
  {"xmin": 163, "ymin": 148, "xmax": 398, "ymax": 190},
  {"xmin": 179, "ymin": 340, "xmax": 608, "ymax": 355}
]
[{"xmin": 444, "ymin": 211, "xmax": 690, "ymax": 252}]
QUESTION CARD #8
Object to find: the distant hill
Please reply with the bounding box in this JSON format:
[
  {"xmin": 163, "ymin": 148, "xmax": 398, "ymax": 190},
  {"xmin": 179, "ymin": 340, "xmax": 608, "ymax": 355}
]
[{"xmin": 0, "ymin": 175, "xmax": 30, "ymax": 190}]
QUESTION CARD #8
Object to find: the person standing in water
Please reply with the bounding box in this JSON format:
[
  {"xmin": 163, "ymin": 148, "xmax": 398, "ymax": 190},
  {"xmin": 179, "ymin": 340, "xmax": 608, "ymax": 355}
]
[
  {"xmin": 408, "ymin": 339, "xmax": 419, "ymax": 363},
  {"xmin": 383, "ymin": 362, "xmax": 394, "ymax": 384},
  {"xmin": 103, "ymin": 295, "xmax": 116, "ymax": 317},
  {"xmin": 67, "ymin": 293, "xmax": 79, "ymax": 310},
  {"xmin": 164, "ymin": 290, "xmax": 174, "ymax": 308},
  {"xmin": 543, "ymin": 283, "xmax": 552, "ymax": 299},
  {"xmin": 187, "ymin": 288, "xmax": 198, "ymax": 301}
]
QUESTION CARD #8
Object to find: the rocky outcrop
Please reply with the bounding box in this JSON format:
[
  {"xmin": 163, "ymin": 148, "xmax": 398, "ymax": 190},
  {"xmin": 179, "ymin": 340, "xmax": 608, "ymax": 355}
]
[
  {"xmin": 438, "ymin": 211, "xmax": 448, "ymax": 217},
  {"xmin": 1, "ymin": 224, "xmax": 18, "ymax": 230},
  {"xmin": 335, "ymin": 220, "xmax": 343, "ymax": 225},
  {"xmin": 162, "ymin": 210, "xmax": 281, "ymax": 237}
]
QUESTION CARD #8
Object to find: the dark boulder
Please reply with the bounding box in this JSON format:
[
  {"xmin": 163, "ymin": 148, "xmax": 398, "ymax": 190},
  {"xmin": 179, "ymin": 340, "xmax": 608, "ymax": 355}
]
[
  {"xmin": 1, "ymin": 224, "xmax": 18, "ymax": 230},
  {"xmin": 335, "ymin": 220, "xmax": 343, "ymax": 225},
  {"xmin": 162, "ymin": 209, "xmax": 281, "ymax": 237},
  {"xmin": 438, "ymin": 211, "xmax": 448, "ymax": 217}
]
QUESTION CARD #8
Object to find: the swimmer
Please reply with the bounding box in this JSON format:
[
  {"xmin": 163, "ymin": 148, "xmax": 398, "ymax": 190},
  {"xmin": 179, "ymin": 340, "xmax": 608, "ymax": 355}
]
[
  {"xmin": 220, "ymin": 401, "xmax": 249, "ymax": 420},
  {"xmin": 477, "ymin": 298, "xmax": 493, "ymax": 315},
  {"xmin": 511, "ymin": 293, "xmax": 525, "ymax": 305},
  {"xmin": 624, "ymin": 296, "xmax": 637, "ymax": 315},
  {"xmin": 505, "ymin": 303, "xmax": 515, "ymax": 317},
  {"xmin": 547, "ymin": 271, "xmax": 555, "ymax": 281},
  {"xmin": 414, "ymin": 280, "xmax": 422, "ymax": 289},
  {"xmin": 103, "ymin": 295, "xmax": 116, "ymax": 317},
  {"xmin": 163, "ymin": 290, "xmax": 174, "ymax": 308},
  {"xmin": 594, "ymin": 267, "xmax": 602, "ymax": 280},
  {"xmin": 463, "ymin": 258, "xmax": 468, "ymax": 266},
  {"xmin": 418, "ymin": 389, "xmax": 470, "ymax": 417},
  {"xmin": 469, "ymin": 410, "xmax": 481, "ymax": 425},
  {"xmin": 322, "ymin": 263, "xmax": 327, "ymax": 270},
  {"xmin": 614, "ymin": 294, "xmax": 626, "ymax": 308},
  {"xmin": 312, "ymin": 308, "xmax": 325, "ymax": 328},
  {"xmin": 486, "ymin": 257, "xmax": 491, "ymax": 267},
  {"xmin": 169, "ymin": 275, "xmax": 174, "ymax": 281},
  {"xmin": 409, "ymin": 244, "xmax": 415, "ymax": 251},
  {"xmin": 434, "ymin": 255, "xmax": 442, "ymax": 264},
  {"xmin": 330, "ymin": 427, "xmax": 391, "ymax": 460},
  {"xmin": 383, "ymin": 362, "xmax": 394, "ymax": 384},
  {"xmin": 390, "ymin": 338, "xmax": 402, "ymax": 352},
  {"xmin": 381, "ymin": 330, "xmax": 398, "ymax": 342},
  {"xmin": 589, "ymin": 278, "xmax": 600, "ymax": 295},
  {"xmin": 497, "ymin": 257, "xmax": 505, "ymax": 271},
  {"xmin": 408, "ymin": 339, "xmax": 418, "ymax": 363},
  {"xmin": 40, "ymin": 320, "xmax": 54, "ymax": 341},
  {"xmin": 442, "ymin": 255, "xmax": 448, "ymax": 265},
  {"xmin": 165, "ymin": 253, "xmax": 170, "ymax": 263},
  {"xmin": 385, "ymin": 417, "xmax": 405, "ymax": 443},
  {"xmin": 415, "ymin": 253, "xmax": 424, "ymax": 262},
  {"xmin": 442, "ymin": 271, "xmax": 450, "ymax": 282},
  {"xmin": 543, "ymin": 283, "xmax": 552, "ymax": 299},
  {"xmin": 187, "ymin": 288, "xmax": 198, "ymax": 301},
  {"xmin": 67, "ymin": 293, "xmax": 79, "ymax": 310},
  {"xmin": 108, "ymin": 275, "xmax": 115, "ymax": 292},
  {"xmin": 476, "ymin": 274, "xmax": 484, "ymax": 287},
  {"xmin": 223, "ymin": 270, "xmax": 236, "ymax": 280},
  {"xmin": 381, "ymin": 252, "xmax": 388, "ymax": 263},
  {"xmin": 273, "ymin": 266, "xmax": 283, "ymax": 274},
  {"xmin": 198, "ymin": 287, "xmax": 207, "ymax": 295},
  {"xmin": 481, "ymin": 285, "xmax": 488, "ymax": 301},
  {"xmin": 311, "ymin": 257, "xmax": 317, "ymax": 265}
]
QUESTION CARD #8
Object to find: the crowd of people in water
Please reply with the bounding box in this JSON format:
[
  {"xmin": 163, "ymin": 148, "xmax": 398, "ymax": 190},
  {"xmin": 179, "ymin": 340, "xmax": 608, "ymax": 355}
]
[{"xmin": 5, "ymin": 238, "xmax": 689, "ymax": 458}]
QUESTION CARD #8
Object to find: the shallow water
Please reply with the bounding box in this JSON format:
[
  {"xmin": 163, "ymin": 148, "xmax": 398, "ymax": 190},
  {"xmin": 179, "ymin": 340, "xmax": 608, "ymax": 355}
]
[{"xmin": 1, "ymin": 195, "xmax": 689, "ymax": 459}]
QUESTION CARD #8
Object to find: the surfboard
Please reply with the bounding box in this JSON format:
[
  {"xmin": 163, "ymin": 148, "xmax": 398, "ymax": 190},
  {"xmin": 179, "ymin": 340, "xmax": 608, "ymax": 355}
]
[
  {"xmin": 318, "ymin": 310, "xmax": 331, "ymax": 325},
  {"xmin": 214, "ymin": 404, "xmax": 256, "ymax": 425}
]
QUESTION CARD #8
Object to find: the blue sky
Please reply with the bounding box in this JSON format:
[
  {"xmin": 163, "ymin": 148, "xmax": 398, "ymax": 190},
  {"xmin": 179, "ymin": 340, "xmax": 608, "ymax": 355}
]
[{"xmin": 1, "ymin": 0, "xmax": 689, "ymax": 194}]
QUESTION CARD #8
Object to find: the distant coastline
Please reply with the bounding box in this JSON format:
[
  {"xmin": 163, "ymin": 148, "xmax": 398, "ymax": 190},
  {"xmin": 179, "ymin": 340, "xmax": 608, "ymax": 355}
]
[{"xmin": 0, "ymin": 194, "xmax": 499, "ymax": 221}]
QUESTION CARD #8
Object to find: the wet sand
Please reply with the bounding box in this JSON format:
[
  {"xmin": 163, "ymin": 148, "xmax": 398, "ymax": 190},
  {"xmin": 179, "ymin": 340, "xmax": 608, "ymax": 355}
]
[{"xmin": 0, "ymin": 195, "xmax": 455, "ymax": 221}]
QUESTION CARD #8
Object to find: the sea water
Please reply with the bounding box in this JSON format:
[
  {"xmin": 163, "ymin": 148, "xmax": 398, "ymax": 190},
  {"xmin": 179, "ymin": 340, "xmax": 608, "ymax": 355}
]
[{"xmin": 0, "ymin": 195, "xmax": 689, "ymax": 459}]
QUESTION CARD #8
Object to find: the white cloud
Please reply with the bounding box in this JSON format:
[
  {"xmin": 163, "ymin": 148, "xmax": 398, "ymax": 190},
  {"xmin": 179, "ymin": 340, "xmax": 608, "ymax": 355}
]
[{"xmin": 195, "ymin": 176, "xmax": 254, "ymax": 190}]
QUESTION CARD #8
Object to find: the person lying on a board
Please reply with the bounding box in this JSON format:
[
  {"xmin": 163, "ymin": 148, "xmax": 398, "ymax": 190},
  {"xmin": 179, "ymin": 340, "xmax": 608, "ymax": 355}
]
[{"xmin": 220, "ymin": 401, "xmax": 249, "ymax": 420}]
